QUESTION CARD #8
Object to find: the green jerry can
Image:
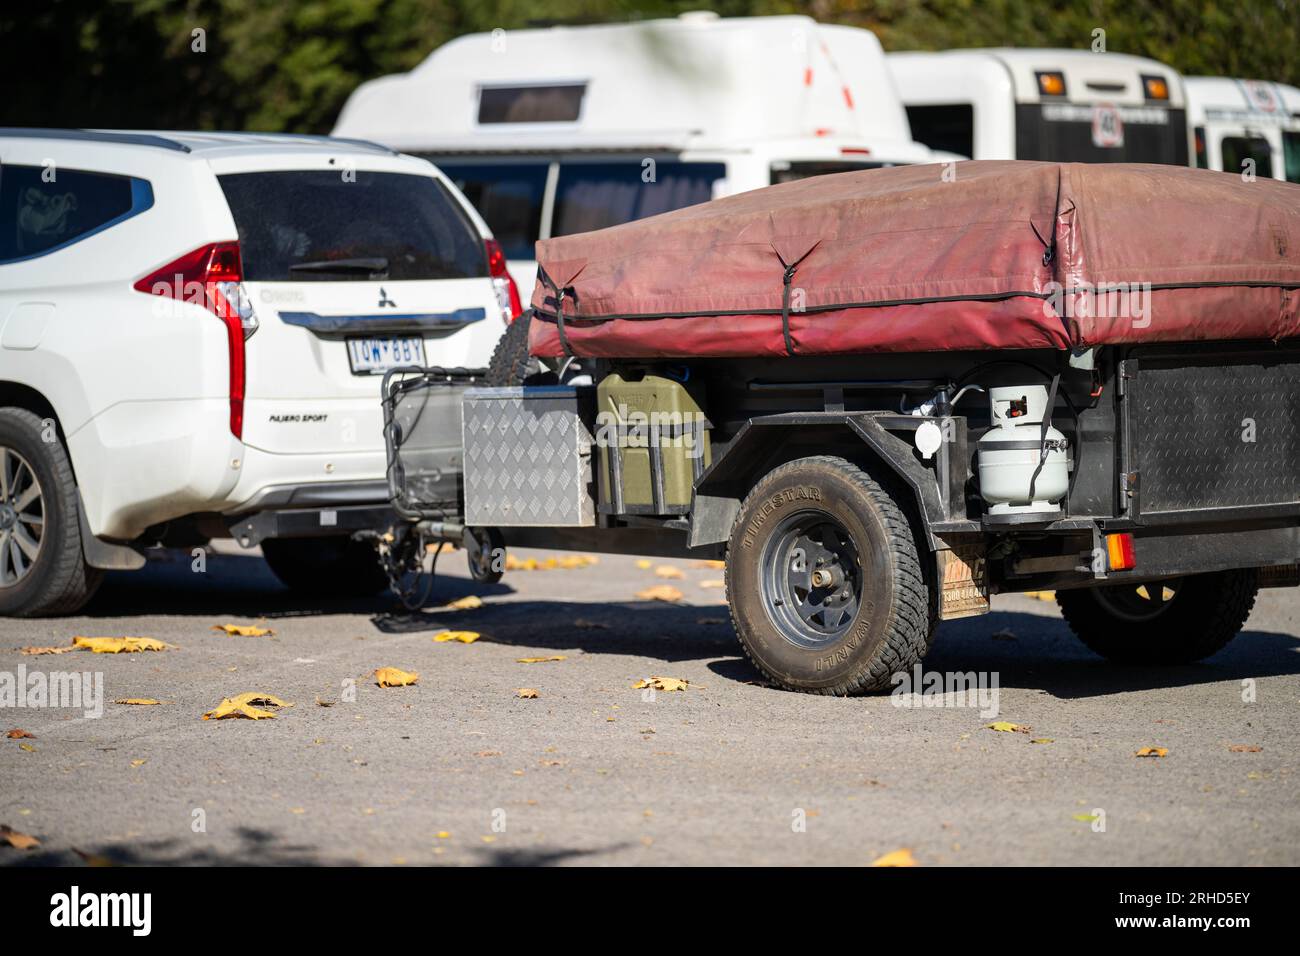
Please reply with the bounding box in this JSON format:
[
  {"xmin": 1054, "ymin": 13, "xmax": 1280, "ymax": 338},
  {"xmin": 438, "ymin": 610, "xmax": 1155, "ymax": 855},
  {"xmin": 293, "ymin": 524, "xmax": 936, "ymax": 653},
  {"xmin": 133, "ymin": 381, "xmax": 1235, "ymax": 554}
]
[{"xmin": 596, "ymin": 371, "xmax": 711, "ymax": 515}]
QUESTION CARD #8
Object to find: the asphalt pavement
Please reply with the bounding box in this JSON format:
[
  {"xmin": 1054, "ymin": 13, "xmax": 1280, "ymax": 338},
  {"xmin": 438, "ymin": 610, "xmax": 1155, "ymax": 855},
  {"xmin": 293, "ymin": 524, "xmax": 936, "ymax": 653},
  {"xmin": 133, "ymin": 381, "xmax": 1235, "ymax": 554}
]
[{"xmin": 2, "ymin": 541, "xmax": 1297, "ymax": 866}]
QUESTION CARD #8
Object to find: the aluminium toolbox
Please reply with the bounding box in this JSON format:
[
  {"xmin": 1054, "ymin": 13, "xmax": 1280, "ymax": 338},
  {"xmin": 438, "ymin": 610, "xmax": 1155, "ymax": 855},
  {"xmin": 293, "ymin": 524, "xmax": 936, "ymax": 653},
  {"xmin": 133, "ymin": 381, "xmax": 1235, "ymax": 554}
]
[{"xmin": 462, "ymin": 385, "xmax": 597, "ymax": 527}]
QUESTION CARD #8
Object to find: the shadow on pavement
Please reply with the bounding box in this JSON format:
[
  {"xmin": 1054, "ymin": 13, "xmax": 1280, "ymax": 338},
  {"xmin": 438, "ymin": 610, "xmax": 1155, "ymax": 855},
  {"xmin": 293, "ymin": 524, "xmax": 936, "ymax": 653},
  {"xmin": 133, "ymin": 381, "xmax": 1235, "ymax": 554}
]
[{"xmin": 3, "ymin": 827, "xmax": 351, "ymax": 867}]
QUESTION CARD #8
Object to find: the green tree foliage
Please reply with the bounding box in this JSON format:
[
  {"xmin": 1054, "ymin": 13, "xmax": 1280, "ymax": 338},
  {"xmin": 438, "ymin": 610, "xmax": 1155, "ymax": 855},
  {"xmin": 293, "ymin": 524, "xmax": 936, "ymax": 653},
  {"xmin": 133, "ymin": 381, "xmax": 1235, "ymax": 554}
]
[{"xmin": 2, "ymin": 0, "xmax": 1296, "ymax": 133}]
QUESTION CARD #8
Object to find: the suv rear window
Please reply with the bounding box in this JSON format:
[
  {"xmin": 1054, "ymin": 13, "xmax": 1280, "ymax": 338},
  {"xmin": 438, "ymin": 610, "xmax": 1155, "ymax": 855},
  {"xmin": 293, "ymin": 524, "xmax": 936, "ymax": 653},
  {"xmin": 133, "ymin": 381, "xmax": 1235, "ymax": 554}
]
[{"xmin": 217, "ymin": 170, "xmax": 486, "ymax": 282}]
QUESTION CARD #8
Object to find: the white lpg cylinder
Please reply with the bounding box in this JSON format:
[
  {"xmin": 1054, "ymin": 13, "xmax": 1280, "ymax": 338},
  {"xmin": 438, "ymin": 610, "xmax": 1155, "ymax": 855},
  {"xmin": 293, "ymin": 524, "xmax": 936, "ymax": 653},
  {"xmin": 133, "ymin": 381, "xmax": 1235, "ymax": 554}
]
[{"xmin": 977, "ymin": 384, "xmax": 1071, "ymax": 516}]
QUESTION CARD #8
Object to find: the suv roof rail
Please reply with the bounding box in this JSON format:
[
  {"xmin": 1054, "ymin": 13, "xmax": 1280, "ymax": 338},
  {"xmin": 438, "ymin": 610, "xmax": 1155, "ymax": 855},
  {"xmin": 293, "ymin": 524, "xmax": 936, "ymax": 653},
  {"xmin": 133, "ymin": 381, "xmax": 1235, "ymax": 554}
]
[{"xmin": 0, "ymin": 128, "xmax": 192, "ymax": 152}]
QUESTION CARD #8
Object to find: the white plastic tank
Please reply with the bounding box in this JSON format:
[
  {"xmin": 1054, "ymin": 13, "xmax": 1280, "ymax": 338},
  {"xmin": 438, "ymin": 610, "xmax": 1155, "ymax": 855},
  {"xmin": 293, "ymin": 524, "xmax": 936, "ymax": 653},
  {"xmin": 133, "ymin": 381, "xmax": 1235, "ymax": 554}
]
[{"xmin": 977, "ymin": 384, "xmax": 1071, "ymax": 516}]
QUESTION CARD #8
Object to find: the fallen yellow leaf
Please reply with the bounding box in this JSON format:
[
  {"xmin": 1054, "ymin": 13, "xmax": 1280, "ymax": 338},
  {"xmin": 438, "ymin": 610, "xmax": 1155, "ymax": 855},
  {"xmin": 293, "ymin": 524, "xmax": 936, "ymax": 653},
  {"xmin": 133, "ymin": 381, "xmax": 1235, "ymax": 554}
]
[
  {"xmin": 987, "ymin": 721, "xmax": 1031, "ymax": 734},
  {"xmin": 211, "ymin": 624, "xmax": 274, "ymax": 637},
  {"xmin": 18, "ymin": 644, "xmax": 78, "ymax": 656},
  {"xmin": 1072, "ymin": 812, "xmax": 1100, "ymax": 823},
  {"xmin": 632, "ymin": 677, "xmax": 689, "ymax": 692},
  {"xmin": 693, "ymin": 559, "xmax": 726, "ymax": 569},
  {"xmin": 870, "ymin": 848, "xmax": 917, "ymax": 867},
  {"xmin": 114, "ymin": 699, "xmax": 164, "ymax": 706},
  {"xmin": 433, "ymin": 630, "xmax": 481, "ymax": 644},
  {"xmin": 636, "ymin": 585, "xmax": 684, "ymax": 602},
  {"xmin": 698, "ymin": 579, "xmax": 725, "ymax": 589},
  {"xmin": 73, "ymin": 636, "xmax": 172, "ymax": 654},
  {"xmin": 516, "ymin": 688, "xmax": 540, "ymax": 699},
  {"xmin": 130, "ymin": 759, "xmax": 147, "ymax": 768},
  {"xmin": 72, "ymin": 847, "xmax": 113, "ymax": 867},
  {"xmin": 1030, "ymin": 738, "xmax": 1054, "ymax": 744},
  {"xmin": 374, "ymin": 667, "xmax": 420, "ymax": 687},
  {"xmin": 557, "ymin": 554, "xmax": 598, "ymax": 569},
  {"xmin": 654, "ymin": 565, "xmax": 684, "ymax": 579},
  {"xmin": 517, "ymin": 655, "xmax": 567, "ymax": 664},
  {"xmin": 635, "ymin": 559, "xmax": 653, "ymax": 570},
  {"xmin": 1228, "ymin": 744, "xmax": 1262, "ymax": 753},
  {"xmin": 440, "ymin": 595, "xmax": 483, "ymax": 611},
  {"xmin": 203, "ymin": 692, "xmax": 293, "ymax": 720},
  {"xmin": 5, "ymin": 729, "xmax": 34, "ymax": 739},
  {"xmin": 18, "ymin": 743, "xmax": 35, "ymax": 753},
  {"xmin": 0, "ymin": 825, "xmax": 40, "ymax": 850},
  {"xmin": 1135, "ymin": 747, "xmax": 1168, "ymax": 758}
]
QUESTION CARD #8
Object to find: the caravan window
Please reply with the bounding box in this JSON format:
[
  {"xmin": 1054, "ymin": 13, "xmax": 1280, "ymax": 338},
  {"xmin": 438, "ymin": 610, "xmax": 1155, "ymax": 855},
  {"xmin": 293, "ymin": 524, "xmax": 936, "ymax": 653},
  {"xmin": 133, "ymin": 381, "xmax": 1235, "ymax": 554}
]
[
  {"xmin": 435, "ymin": 162, "xmax": 548, "ymax": 260},
  {"xmin": 904, "ymin": 104, "xmax": 975, "ymax": 159},
  {"xmin": 478, "ymin": 85, "xmax": 585, "ymax": 124},
  {"xmin": 552, "ymin": 161, "xmax": 725, "ymax": 237},
  {"xmin": 1220, "ymin": 136, "xmax": 1273, "ymax": 179},
  {"xmin": 1283, "ymin": 131, "xmax": 1300, "ymax": 184}
]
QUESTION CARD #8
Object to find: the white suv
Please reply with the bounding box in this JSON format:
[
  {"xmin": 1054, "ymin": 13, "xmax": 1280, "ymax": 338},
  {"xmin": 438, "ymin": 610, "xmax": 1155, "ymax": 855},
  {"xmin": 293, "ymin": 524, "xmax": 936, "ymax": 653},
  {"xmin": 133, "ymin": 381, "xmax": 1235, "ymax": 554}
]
[{"xmin": 0, "ymin": 129, "xmax": 521, "ymax": 615}]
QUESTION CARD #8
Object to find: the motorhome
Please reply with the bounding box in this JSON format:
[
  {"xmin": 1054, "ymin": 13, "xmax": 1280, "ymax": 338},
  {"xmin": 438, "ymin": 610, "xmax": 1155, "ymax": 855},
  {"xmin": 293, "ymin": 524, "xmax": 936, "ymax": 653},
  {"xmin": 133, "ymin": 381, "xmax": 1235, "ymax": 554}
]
[
  {"xmin": 333, "ymin": 13, "xmax": 942, "ymax": 289},
  {"xmin": 888, "ymin": 48, "xmax": 1189, "ymax": 165},
  {"xmin": 1185, "ymin": 77, "xmax": 1300, "ymax": 182}
]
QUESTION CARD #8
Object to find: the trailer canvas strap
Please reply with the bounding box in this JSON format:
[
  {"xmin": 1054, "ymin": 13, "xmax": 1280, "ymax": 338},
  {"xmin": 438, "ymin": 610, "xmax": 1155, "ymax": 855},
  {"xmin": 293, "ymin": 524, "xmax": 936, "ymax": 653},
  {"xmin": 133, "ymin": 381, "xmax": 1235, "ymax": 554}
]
[{"xmin": 774, "ymin": 240, "xmax": 821, "ymax": 357}]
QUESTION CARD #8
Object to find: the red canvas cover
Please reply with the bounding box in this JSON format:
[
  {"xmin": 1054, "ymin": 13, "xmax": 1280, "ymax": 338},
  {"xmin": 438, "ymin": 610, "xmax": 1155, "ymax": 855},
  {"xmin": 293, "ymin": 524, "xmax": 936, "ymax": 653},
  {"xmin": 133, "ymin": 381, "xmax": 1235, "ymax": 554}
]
[{"xmin": 528, "ymin": 161, "xmax": 1300, "ymax": 358}]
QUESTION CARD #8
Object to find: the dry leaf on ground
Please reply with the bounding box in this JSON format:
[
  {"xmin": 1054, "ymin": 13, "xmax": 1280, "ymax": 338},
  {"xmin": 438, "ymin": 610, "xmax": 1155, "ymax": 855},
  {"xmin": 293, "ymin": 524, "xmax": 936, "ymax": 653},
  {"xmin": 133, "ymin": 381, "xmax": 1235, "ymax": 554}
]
[
  {"xmin": 203, "ymin": 692, "xmax": 294, "ymax": 720},
  {"xmin": 1135, "ymin": 747, "xmax": 1169, "ymax": 758},
  {"xmin": 693, "ymin": 559, "xmax": 726, "ymax": 569},
  {"xmin": 440, "ymin": 595, "xmax": 483, "ymax": 611},
  {"xmin": 211, "ymin": 624, "xmax": 274, "ymax": 637},
  {"xmin": 517, "ymin": 655, "xmax": 567, "ymax": 664},
  {"xmin": 870, "ymin": 848, "xmax": 917, "ymax": 867},
  {"xmin": 654, "ymin": 565, "xmax": 684, "ymax": 579},
  {"xmin": 516, "ymin": 688, "xmax": 540, "ymax": 699},
  {"xmin": 5, "ymin": 729, "xmax": 34, "ymax": 739},
  {"xmin": 0, "ymin": 825, "xmax": 40, "ymax": 850},
  {"xmin": 114, "ymin": 699, "xmax": 165, "ymax": 706},
  {"xmin": 632, "ymin": 677, "xmax": 689, "ymax": 692},
  {"xmin": 1228, "ymin": 744, "xmax": 1262, "ymax": 753},
  {"xmin": 374, "ymin": 667, "xmax": 420, "ymax": 687},
  {"xmin": 18, "ymin": 644, "xmax": 78, "ymax": 656},
  {"xmin": 73, "ymin": 636, "xmax": 172, "ymax": 654},
  {"xmin": 18, "ymin": 743, "xmax": 35, "ymax": 752},
  {"xmin": 698, "ymin": 579, "xmax": 725, "ymax": 589},
  {"xmin": 636, "ymin": 585, "xmax": 683, "ymax": 602},
  {"xmin": 635, "ymin": 559, "xmax": 653, "ymax": 570},
  {"xmin": 987, "ymin": 721, "xmax": 1031, "ymax": 734},
  {"xmin": 433, "ymin": 630, "xmax": 480, "ymax": 644}
]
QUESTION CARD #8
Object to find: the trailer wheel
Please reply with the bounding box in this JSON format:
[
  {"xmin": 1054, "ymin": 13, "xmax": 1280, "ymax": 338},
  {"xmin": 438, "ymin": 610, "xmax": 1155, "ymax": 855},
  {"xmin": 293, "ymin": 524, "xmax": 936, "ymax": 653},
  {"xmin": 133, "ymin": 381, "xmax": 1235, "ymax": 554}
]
[
  {"xmin": 725, "ymin": 455, "xmax": 935, "ymax": 694},
  {"xmin": 1056, "ymin": 570, "xmax": 1258, "ymax": 664}
]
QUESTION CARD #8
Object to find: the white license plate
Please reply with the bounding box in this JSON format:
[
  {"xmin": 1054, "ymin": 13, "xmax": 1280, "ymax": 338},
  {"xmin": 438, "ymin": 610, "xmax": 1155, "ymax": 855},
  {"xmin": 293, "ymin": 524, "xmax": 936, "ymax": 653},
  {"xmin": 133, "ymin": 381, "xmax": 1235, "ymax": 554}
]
[{"xmin": 346, "ymin": 336, "xmax": 425, "ymax": 374}]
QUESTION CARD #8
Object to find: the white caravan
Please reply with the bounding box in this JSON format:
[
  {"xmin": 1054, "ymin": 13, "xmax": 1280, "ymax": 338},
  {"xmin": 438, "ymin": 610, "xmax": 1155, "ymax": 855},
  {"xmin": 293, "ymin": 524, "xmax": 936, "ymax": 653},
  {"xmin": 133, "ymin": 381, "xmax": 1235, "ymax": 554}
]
[
  {"xmin": 1185, "ymin": 77, "xmax": 1300, "ymax": 183},
  {"xmin": 334, "ymin": 12, "xmax": 941, "ymax": 289},
  {"xmin": 888, "ymin": 48, "xmax": 1189, "ymax": 165}
]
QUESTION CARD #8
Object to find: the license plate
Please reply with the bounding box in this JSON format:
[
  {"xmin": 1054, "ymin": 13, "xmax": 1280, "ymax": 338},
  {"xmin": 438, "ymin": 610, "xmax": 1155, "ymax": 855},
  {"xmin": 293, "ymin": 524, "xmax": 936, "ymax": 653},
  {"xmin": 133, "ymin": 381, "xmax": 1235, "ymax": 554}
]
[{"xmin": 346, "ymin": 336, "xmax": 425, "ymax": 374}]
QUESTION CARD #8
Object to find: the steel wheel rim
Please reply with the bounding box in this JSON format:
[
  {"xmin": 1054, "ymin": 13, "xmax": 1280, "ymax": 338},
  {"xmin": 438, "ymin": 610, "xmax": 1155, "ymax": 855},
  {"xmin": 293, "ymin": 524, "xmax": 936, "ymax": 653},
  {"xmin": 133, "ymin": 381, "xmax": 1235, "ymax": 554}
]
[
  {"xmin": 0, "ymin": 446, "xmax": 44, "ymax": 589},
  {"xmin": 1094, "ymin": 579, "xmax": 1182, "ymax": 623},
  {"xmin": 759, "ymin": 509, "xmax": 862, "ymax": 649}
]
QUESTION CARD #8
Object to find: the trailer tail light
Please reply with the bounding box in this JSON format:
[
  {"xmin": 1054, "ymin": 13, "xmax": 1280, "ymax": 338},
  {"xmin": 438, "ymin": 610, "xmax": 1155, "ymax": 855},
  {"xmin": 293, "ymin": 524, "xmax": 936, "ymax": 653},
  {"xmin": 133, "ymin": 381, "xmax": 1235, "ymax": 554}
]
[
  {"xmin": 1106, "ymin": 533, "xmax": 1136, "ymax": 571},
  {"xmin": 133, "ymin": 242, "xmax": 257, "ymax": 439},
  {"xmin": 1142, "ymin": 74, "xmax": 1170, "ymax": 101},
  {"xmin": 485, "ymin": 239, "xmax": 523, "ymax": 323},
  {"xmin": 1036, "ymin": 71, "xmax": 1067, "ymax": 98}
]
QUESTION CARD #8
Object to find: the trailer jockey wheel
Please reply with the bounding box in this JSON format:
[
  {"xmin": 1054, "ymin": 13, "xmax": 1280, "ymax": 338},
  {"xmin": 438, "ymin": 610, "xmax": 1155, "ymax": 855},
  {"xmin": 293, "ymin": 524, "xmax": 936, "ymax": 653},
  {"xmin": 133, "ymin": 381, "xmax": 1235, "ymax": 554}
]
[
  {"xmin": 463, "ymin": 526, "xmax": 505, "ymax": 585},
  {"xmin": 1056, "ymin": 570, "xmax": 1259, "ymax": 664},
  {"xmin": 725, "ymin": 455, "xmax": 936, "ymax": 695}
]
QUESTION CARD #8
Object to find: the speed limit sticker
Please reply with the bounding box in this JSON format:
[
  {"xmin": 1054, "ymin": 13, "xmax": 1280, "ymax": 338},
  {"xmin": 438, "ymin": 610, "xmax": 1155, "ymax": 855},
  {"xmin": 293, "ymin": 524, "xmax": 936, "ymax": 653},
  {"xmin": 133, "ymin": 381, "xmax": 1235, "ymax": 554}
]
[{"xmin": 1092, "ymin": 104, "xmax": 1124, "ymax": 148}]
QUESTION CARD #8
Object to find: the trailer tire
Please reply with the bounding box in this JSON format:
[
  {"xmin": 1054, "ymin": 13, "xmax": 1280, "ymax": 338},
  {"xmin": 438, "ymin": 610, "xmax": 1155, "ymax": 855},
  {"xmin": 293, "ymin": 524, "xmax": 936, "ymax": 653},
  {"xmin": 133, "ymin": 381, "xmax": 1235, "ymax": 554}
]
[
  {"xmin": 1056, "ymin": 570, "xmax": 1258, "ymax": 664},
  {"xmin": 262, "ymin": 536, "xmax": 388, "ymax": 597},
  {"xmin": 486, "ymin": 312, "xmax": 545, "ymax": 386},
  {"xmin": 725, "ymin": 455, "xmax": 935, "ymax": 695}
]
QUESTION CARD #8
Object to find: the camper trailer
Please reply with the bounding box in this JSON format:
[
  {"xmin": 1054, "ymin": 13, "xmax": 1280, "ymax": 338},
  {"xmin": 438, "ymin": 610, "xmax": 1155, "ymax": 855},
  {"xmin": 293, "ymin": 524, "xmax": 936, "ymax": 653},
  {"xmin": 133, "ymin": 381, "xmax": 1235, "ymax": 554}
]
[
  {"xmin": 1185, "ymin": 77, "xmax": 1300, "ymax": 182},
  {"xmin": 888, "ymin": 49, "xmax": 1189, "ymax": 165},
  {"xmin": 333, "ymin": 13, "xmax": 942, "ymax": 290}
]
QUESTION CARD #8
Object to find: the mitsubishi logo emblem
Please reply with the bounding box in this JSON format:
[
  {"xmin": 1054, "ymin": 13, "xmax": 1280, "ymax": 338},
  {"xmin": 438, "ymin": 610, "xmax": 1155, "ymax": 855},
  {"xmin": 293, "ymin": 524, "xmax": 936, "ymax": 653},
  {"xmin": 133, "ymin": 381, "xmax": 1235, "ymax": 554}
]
[{"xmin": 378, "ymin": 287, "xmax": 396, "ymax": 308}]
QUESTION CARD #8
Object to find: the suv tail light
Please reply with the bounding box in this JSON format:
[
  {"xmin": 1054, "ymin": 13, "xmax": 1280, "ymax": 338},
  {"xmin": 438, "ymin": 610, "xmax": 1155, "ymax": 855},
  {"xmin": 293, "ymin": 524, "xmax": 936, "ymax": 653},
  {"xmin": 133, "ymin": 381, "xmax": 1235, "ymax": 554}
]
[
  {"xmin": 133, "ymin": 242, "xmax": 258, "ymax": 439},
  {"xmin": 485, "ymin": 239, "xmax": 523, "ymax": 323}
]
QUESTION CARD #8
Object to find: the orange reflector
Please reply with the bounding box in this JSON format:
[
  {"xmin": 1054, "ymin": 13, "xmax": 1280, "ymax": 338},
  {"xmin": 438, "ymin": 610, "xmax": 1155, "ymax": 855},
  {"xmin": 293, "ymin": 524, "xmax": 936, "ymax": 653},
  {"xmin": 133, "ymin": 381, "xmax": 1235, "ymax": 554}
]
[
  {"xmin": 1036, "ymin": 71, "xmax": 1067, "ymax": 97},
  {"xmin": 1106, "ymin": 533, "xmax": 1136, "ymax": 571},
  {"xmin": 1142, "ymin": 75, "xmax": 1169, "ymax": 100}
]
